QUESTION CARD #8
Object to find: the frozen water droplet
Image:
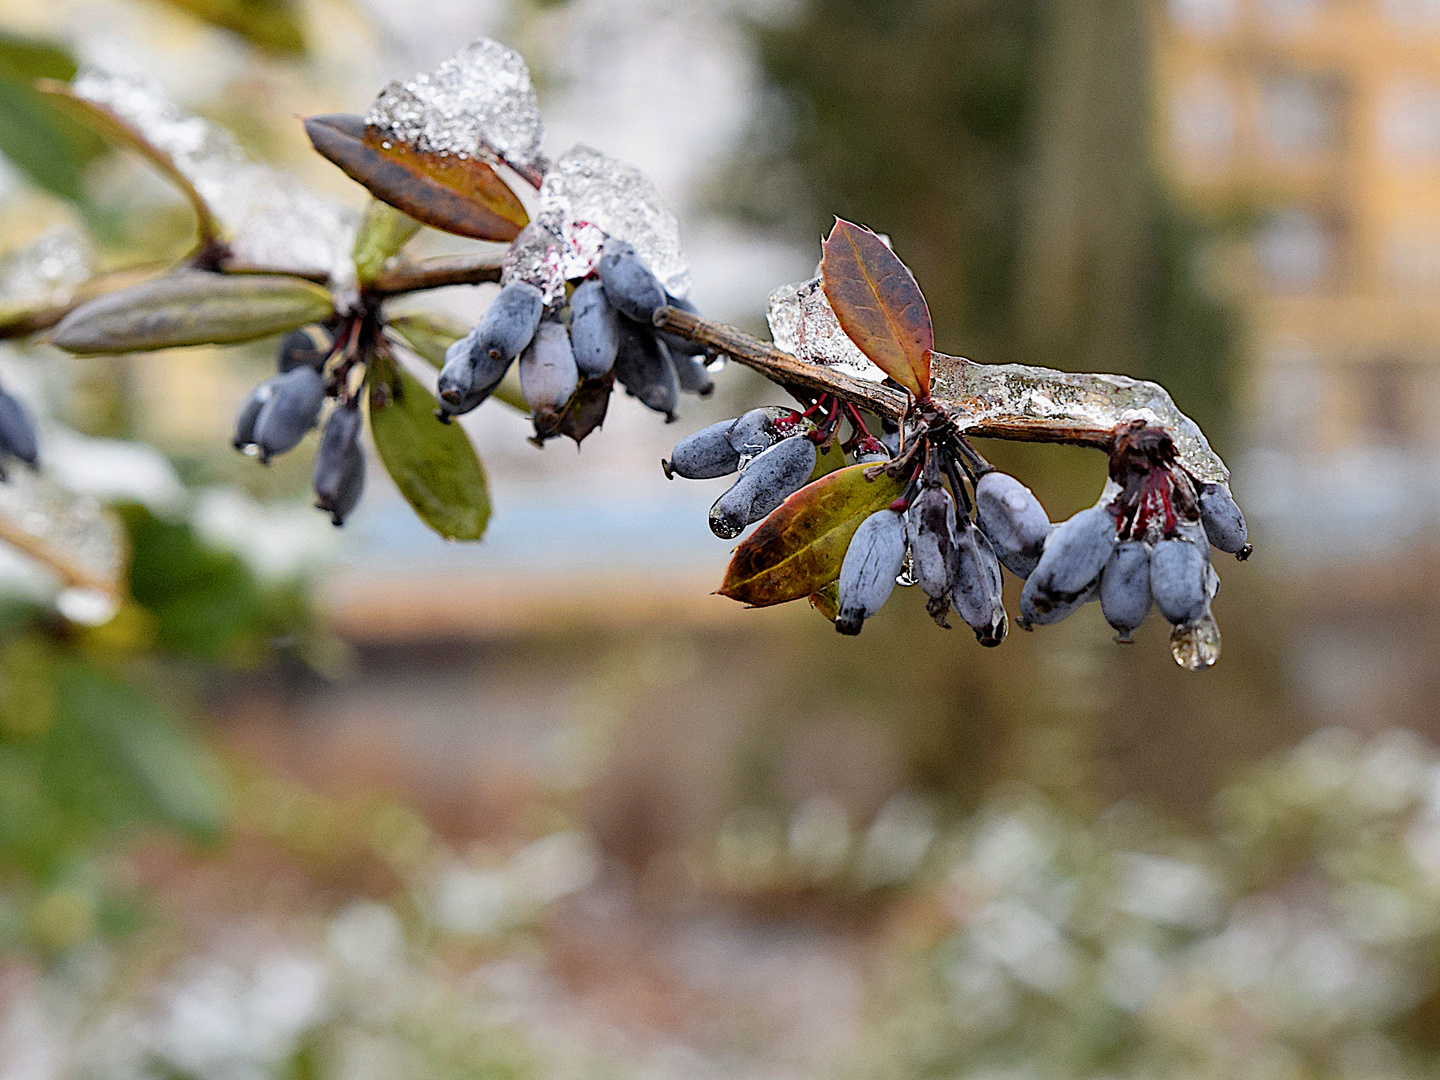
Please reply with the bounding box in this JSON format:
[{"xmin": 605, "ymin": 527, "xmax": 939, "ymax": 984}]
[
  {"xmin": 1170, "ymin": 610, "xmax": 1221, "ymax": 670},
  {"xmin": 766, "ymin": 275, "xmax": 888, "ymax": 384},
  {"xmin": 0, "ymin": 228, "xmax": 92, "ymax": 315},
  {"xmin": 502, "ymin": 145, "xmax": 690, "ymax": 301},
  {"xmin": 56, "ymin": 587, "xmax": 119, "ymax": 626},
  {"xmin": 70, "ymin": 69, "xmax": 356, "ymax": 281},
  {"xmin": 366, "ymin": 38, "xmax": 544, "ymax": 175}
]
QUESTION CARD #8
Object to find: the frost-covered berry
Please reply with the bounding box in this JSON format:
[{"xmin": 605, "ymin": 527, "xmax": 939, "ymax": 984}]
[
  {"xmin": 836, "ymin": 509, "xmax": 907, "ymax": 635},
  {"xmin": 1100, "ymin": 541, "xmax": 1151, "ymax": 642},
  {"xmin": 665, "ymin": 419, "xmax": 742, "ymax": 480}
]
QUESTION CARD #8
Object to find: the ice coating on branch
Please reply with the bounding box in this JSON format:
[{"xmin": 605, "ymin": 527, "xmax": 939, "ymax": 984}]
[
  {"xmin": 69, "ymin": 69, "xmax": 355, "ymax": 281},
  {"xmin": 929, "ymin": 354, "xmax": 1231, "ymax": 485},
  {"xmin": 0, "ymin": 228, "xmax": 91, "ymax": 316},
  {"xmin": 0, "ymin": 468, "xmax": 126, "ymax": 616},
  {"xmin": 502, "ymin": 146, "xmax": 690, "ymax": 305},
  {"xmin": 366, "ymin": 38, "xmax": 544, "ymax": 174},
  {"xmin": 766, "ymin": 275, "xmax": 888, "ymax": 384}
]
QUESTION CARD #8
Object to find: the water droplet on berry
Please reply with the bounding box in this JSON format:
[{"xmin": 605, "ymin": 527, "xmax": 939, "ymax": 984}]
[{"xmin": 1170, "ymin": 610, "xmax": 1221, "ymax": 671}]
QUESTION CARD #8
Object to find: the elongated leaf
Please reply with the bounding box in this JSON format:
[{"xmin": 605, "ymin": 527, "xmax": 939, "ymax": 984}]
[
  {"xmin": 37, "ymin": 79, "xmax": 220, "ymax": 243},
  {"xmin": 305, "ymin": 114, "xmax": 527, "ymax": 242},
  {"xmin": 352, "ymin": 199, "xmax": 421, "ymax": 285},
  {"xmin": 51, "ymin": 271, "xmax": 333, "ymax": 354},
  {"xmin": 820, "ymin": 219, "xmax": 933, "ymax": 398},
  {"xmin": 368, "ymin": 352, "xmax": 490, "ymax": 540},
  {"xmin": 0, "ymin": 34, "xmax": 104, "ymax": 203},
  {"xmin": 719, "ymin": 463, "xmax": 905, "ymax": 607},
  {"xmin": 388, "ymin": 311, "xmax": 467, "ymax": 368}
]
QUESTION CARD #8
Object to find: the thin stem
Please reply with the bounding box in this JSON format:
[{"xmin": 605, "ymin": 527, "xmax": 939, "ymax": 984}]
[
  {"xmin": 0, "ymin": 508, "xmax": 117, "ymax": 596},
  {"xmin": 367, "ymin": 253, "xmax": 505, "ymax": 296}
]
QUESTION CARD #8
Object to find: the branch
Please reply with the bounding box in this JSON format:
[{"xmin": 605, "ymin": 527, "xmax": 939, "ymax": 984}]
[
  {"xmin": 655, "ymin": 306, "xmax": 1132, "ymax": 451},
  {"xmin": 368, "ymin": 253, "xmax": 505, "ymax": 297},
  {"xmin": 0, "ymin": 505, "xmax": 119, "ymax": 596}
]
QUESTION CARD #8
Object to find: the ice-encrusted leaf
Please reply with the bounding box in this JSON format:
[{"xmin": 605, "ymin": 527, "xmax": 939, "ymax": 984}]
[
  {"xmin": 821, "ymin": 219, "xmax": 932, "ymax": 397},
  {"xmin": 44, "ymin": 68, "xmax": 355, "ymax": 279},
  {"xmin": 367, "ymin": 351, "xmax": 490, "ymax": 541},
  {"xmin": 766, "ymin": 274, "xmax": 888, "ymax": 385},
  {"xmin": 304, "ymin": 114, "xmax": 527, "ymax": 242},
  {"xmin": 502, "ymin": 145, "xmax": 690, "ymax": 304},
  {"xmin": 364, "ymin": 38, "xmax": 544, "ymax": 184},
  {"xmin": 719, "ymin": 463, "xmax": 906, "ymax": 608},
  {"xmin": 52, "ymin": 271, "xmax": 333, "ymax": 354}
]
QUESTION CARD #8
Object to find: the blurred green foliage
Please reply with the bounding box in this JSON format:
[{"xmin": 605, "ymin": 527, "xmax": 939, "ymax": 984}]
[
  {"xmin": 0, "ymin": 503, "xmax": 317, "ymax": 955},
  {"xmin": 0, "ymin": 31, "xmax": 105, "ymax": 204}
]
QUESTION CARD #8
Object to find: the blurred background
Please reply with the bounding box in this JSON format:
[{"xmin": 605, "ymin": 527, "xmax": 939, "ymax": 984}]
[{"xmin": 4, "ymin": 0, "xmax": 1440, "ymax": 1077}]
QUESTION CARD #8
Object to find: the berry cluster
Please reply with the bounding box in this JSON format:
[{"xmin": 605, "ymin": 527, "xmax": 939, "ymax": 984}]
[
  {"xmin": 438, "ymin": 240, "xmax": 714, "ymax": 441},
  {"xmin": 232, "ymin": 321, "xmax": 365, "ymax": 526}
]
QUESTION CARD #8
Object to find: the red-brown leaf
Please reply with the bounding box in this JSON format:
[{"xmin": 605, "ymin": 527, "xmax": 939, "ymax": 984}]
[
  {"xmin": 820, "ymin": 219, "xmax": 932, "ymax": 398},
  {"xmin": 304, "ymin": 114, "xmax": 527, "ymax": 243}
]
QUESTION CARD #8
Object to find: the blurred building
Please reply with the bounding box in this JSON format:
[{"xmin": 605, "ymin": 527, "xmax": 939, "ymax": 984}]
[{"xmin": 1155, "ymin": 0, "xmax": 1440, "ymax": 553}]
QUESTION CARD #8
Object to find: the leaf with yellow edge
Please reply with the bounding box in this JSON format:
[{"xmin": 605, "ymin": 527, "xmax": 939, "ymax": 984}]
[{"xmin": 719, "ymin": 463, "xmax": 905, "ymax": 608}]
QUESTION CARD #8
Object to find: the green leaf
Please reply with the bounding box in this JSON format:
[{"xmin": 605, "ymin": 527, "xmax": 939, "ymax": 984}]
[
  {"xmin": 0, "ymin": 72, "xmax": 85, "ymax": 201},
  {"xmin": 305, "ymin": 114, "xmax": 527, "ymax": 242},
  {"xmin": 153, "ymin": 0, "xmax": 306, "ymax": 55},
  {"xmin": 37, "ymin": 78, "xmax": 220, "ymax": 243},
  {"xmin": 719, "ymin": 463, "xmax": 905, "ymax": 607},
  {"xmin": 51, "ymin": 271, "xmax": 333, "ymax": 354},
  {"xmin": 821, "ymin": 219, "xmax": 933, "ymax": 398},
  {"xmin": 47, "ymin": 662, "xmax": 225, "ymax": 839},
  {"xmin": 352, "ymin": 199, "xmax": 421, "ymax": 285},
  {"xmin": 368, "ymin": 352, "xmax": 491, "ymax": 540},
  {"xmin": 388, "ymin": 311, "xmax": 468, "ymax": 368}
]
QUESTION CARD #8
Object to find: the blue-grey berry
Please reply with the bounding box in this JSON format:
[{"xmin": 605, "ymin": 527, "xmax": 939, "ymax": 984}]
[
  {"xmin": 1198, "ymin": 481, "xmax": 1248, "ymax": 555},
  {"xmin": 952, "ymin": 521, "xmax": 1007, "ymax": 646},
  {"xmin": 519, "ymin": 320, "xmax": 579, "ymax": 418},
  {"xmin": 836, "ymin": 509, "xmax": 907, "ymax": 635},
  {"xmin": 614, "ymin": 321, "xmax": 679, "ymax": 420},
  {"xmin": 277, "ymin": 325, "xmax": 331, "ymax": 372},
  {"xmin": 975, "ymin": 471, "xmax": 1050, "ymax": 579},
  {"xmin": 232, "ymin": 378, "xmax": 275, "ymax": 451},
  {"xmin": 708, "ymin": 434, "xmax": 817, "ymax": 539},
  {"xmin": 253, "ymin": 365, "xmax": 325, "ymax": 463},
  {"xmin": 665, "ymin": 419, "xmax": 741, "ymax": 480},
  {"xmin": 1150, "ymin": 536, "xmax": 1209, "ymax": 626},
  {"xmin": 313, "ymin": 405, "xmax": 364, "ymax": 526},
  {"xmin": 905, "ymin": 485, "xmax": 956, "ymax": 601},
  {"xmin": 598, "ymin": 239, "xmax": 667, "ymax": 323},
  {"xmin": 474, "ymin": 281, "xmax": 545, "ymax": 363},
  {"xmin": 1100, "ymin": 541, "xmax": 1151, "ymax": 642},
  {"xmin": 0, "ymin": 388, "xmax": 40, "ymax": 468},
  {"xmin": 568, "ymin": 279, "xmax": 620, "ymax": 378},
  {"xmin": 726, "ymin": 406, "xmax": 798, "ymax": 458}
]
